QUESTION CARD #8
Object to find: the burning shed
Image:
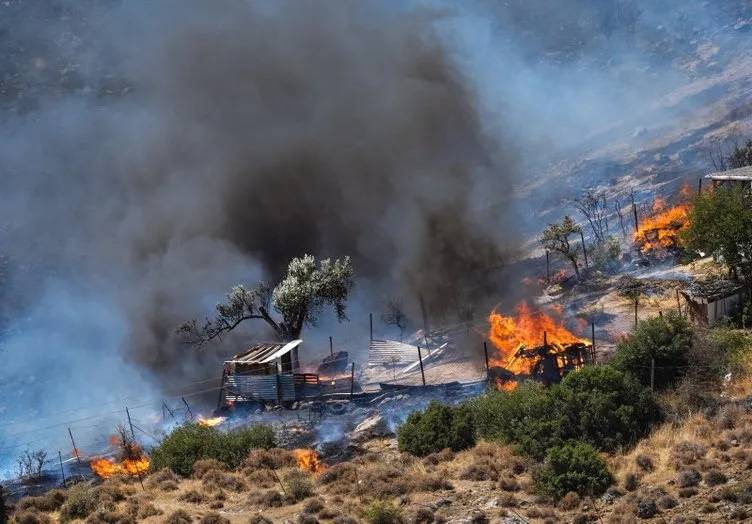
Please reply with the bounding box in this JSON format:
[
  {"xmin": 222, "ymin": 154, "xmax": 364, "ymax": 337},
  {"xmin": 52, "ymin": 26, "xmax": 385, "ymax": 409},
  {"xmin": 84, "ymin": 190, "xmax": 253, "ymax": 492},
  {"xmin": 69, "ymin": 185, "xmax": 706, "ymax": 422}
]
[
  {"xmin": 681, "ymin": 279, "xmax": 745, "ymax": 326},
  {"xmin": 217, "ymin": 340, "xmax": 322, "ymax": 408}
]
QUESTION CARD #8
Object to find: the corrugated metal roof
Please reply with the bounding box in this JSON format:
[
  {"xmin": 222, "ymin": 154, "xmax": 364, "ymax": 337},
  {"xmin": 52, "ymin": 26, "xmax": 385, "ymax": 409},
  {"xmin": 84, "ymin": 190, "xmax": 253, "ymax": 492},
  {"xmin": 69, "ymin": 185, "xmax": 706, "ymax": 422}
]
[
  {"xmin": 706, "ymin": 165, "xmax": 752, "ymax": 181},
  {"xmin": 368, "ymin": 339, "xmax": 421, "ymax": 365},
  {"xmin": 226, "ymin": 339, "xmax": 303, "ymax": 365}
]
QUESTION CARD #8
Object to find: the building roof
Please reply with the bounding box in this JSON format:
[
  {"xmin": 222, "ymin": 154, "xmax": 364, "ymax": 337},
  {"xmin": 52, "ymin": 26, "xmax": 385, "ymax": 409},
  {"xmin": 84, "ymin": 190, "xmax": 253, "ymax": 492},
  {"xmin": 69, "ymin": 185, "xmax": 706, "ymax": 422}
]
[
  {"xmin": 226, "ymin": 339, "xmax": 303, "ymax": 365},
  {"xmin": 682, "ymin": 279, "xmax": 744, "ymax": 303},
  {"xmin": 706, "ymin": 165, "xmax": 752, "ymax": 181}
]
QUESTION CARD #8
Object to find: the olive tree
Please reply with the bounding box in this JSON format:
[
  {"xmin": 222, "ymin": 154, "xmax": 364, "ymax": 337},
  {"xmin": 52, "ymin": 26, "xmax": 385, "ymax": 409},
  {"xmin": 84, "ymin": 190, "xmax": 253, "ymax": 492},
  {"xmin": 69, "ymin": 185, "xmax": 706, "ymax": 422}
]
[
  {"xmin": 539, "ymin": 216, "xmax": 583, "ymax": 281},
  {"xmin": 180, "ymin": 254, "xmax": 354, "ymax": 344}
]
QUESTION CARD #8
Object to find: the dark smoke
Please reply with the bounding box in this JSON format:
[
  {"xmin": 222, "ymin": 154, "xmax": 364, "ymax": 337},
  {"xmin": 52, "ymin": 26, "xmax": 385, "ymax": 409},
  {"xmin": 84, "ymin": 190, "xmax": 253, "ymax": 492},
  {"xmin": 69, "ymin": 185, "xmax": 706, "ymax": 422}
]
[{"xmin": 0, "ymin": 0, "xmax": 518, "ymax": 437}]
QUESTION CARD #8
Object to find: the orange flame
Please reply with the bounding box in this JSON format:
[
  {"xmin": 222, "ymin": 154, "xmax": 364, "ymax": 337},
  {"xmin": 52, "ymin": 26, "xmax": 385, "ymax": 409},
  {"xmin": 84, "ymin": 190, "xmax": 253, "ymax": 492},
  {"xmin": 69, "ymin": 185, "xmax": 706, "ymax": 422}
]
[
  {"xmin": 90, "ymin": 455, "xmax": 150, "ymax": 479},
  {"xmin": 487, "ymin": 302, "xmax": 588, "ymax": 390},
  {"xmin": 197, "ymin": 416, "xmax": 226, "ymax": 427},
  {"xmin": 634, "ymin": 187, "xmax": 691, "ymax": 254},
  {"xmin": 293, "ymin": 449, "xmax": 322, "ymax": 474}
]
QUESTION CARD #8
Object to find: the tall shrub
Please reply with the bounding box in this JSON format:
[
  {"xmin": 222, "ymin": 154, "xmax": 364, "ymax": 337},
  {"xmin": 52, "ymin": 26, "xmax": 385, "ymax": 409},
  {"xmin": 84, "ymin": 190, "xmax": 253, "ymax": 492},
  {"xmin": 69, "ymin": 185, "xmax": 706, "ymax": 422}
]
[
  {"xmin": 150, "ymin": 423, "xmax": 275, "ymax": 476},
  {"xmin": 612, "ymin": 311, "xmax": 692, "ymax": 389},
  {"xmin": 397, "ymin": 401, "xmax": 475, "ymax": 457},
  {"xmin": 554, "ymin": 365, "xmax": 659, "ymax": 451},
  {"xmin": 471, "ymin": 382, "xmax": 564, "ymax": 460}
]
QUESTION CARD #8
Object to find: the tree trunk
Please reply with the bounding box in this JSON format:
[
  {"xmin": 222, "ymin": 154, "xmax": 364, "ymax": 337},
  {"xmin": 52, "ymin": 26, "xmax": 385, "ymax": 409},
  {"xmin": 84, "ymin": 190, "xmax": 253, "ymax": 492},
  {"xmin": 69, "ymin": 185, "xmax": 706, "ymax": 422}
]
[{"xmin": 571, "ymin": 258, "xmax": 581, "ymax": 281}]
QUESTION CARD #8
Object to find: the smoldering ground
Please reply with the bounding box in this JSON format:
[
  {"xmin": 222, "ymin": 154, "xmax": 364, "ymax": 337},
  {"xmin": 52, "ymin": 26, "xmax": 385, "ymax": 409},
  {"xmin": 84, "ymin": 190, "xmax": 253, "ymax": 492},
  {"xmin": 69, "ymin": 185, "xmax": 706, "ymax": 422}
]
[{"xmin": 0, "ymin": 0, "xmax": 522, "ymax": 459}]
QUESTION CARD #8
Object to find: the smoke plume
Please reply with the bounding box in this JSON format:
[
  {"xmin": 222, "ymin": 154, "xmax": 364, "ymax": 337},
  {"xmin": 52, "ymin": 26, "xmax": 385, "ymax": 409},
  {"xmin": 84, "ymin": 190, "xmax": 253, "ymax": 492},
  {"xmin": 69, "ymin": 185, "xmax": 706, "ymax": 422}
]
[{"xmin": 0, "ymin": 0, "xmax": 521, "ymax": 454}]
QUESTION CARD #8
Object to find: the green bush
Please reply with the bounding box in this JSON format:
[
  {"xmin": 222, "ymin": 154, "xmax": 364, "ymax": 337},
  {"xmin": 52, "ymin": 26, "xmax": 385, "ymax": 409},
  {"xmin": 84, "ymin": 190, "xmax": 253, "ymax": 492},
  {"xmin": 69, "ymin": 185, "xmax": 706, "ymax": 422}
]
[
  {"xmin": 150, "ymin": 423, "xmax": 275, "ymax": 476},
  {"xmin": 534, "ymin": 441, "xmax": 612, "ymax": 500},
  {"xmin": 612, "ymin": 311, "xmax": 692, "ymax": 390},
  {"xmin": 554, "ymin": 365, "xmax": 659, "ymax": 452},
  {"xmin": 470, "ymin": 366, "xmax": 658, "ymax": 459},
  {"xmin": 471, "ymin": 381, "xmax": 564, "ymax": 459},
  {"xmin": 363, "ymin": 500, "xmax": 403, "ymax": 524},
  {"xmin": 397, "ymin": 401, "xmax": 475, "ymax": 457}
]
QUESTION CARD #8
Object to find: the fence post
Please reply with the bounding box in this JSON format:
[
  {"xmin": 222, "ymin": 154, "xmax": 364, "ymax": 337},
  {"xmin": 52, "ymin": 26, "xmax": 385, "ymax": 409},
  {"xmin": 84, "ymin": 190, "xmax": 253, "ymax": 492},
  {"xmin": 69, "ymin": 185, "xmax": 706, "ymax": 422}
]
[
  {"xmin": 369, "ymin": 313, "xmax": 373, "ymax": 341},
  {"xmin": 676, "ymin": 289, "xmax": 682, "ymax": 317},
  {"xmin": 546, "ymin": 250, "xmax": 550, "ymax": 282},
  {"xmin": 634, "ymin": 298, "xmax": 639, "ymax": 326},
  {"xmin": 276, "ymin": 373, "xmax": 283, "ymax": 405},
  {"xmin": 579, "ymin": 229, "xmax": 589, "ymax": 270},
  {"xmin": 125, "ymin": 407, "xmax": 136, "ymax": 440},
  {"xmin": 483, "ymin": 341, "xmax": 490, "ymax": 383},
  {"xmin": 68, "ymin": 428, "xmax": 81, "ymax": 464},
  {"xmin": 650, "ymin": 358, "xmax": 655, "ymax": 392},
  {"xmin": 216, "ymin": 368, "xmax": 227, "ymax": 411},
  {"xmin": 417, "ymin": 345, "xmax": 426, "ymax": 387},
  {"xmin": 329, "ymin": 336, "xmax": 334, "ymax": 357},
  {"xmin": 591, "ymin": 322, "xmax": 596, "ymax": 364},
  {"xmin": 58, "ymin": 451, "xmax": 65, "ymax": 485},
  {"xmin": 350, "ymin": 362, "xmax": 355, "ymax": 398}
]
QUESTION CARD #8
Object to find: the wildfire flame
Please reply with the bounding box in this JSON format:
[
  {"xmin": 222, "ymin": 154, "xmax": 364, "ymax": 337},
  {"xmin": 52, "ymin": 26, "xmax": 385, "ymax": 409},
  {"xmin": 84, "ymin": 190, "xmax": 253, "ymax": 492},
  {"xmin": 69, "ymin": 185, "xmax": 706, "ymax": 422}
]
[
  {"xmin": 90, "ymin": 455, "xmax": 150, "ymax": 479},
  {"xmin": 487, "ymin": 302, "xmax": 588, "ymax": 390},
  {"xmin": 293, "ymin": 448, "xmax": 322, "ymax": 474},
  {"xmin": 197, "ymin": 416, "xmax": 226, "ymax": 427},
  {"xmin": 634, "ymin": 188, "xmax": 691, "ymax": 254}
]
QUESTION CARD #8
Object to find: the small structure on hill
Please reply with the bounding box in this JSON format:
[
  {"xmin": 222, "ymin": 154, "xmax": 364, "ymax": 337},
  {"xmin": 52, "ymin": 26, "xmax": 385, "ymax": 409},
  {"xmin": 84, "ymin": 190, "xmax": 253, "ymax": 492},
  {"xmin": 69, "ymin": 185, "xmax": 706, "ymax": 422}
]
[
  {"xmin": 489, "ymin": 340, "xmax": 594, "ymax": 389},
  {"xmin": 706, "ymin": 166, "xmax": 752, "ymax": 190},
  {"xmin": 681, "ymin": 279, "xmax": 745, "ymax": 326},
  {"xmin": 217, "ymin": 340, "xmax": 321, "ymax": 409}
]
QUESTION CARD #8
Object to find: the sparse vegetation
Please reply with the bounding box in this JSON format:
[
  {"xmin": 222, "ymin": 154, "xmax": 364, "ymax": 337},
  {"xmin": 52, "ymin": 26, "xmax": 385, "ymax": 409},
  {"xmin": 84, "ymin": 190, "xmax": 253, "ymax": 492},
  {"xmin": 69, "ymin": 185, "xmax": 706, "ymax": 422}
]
[{"xmin": 363, "ymin": 500, "xmax": 403, "ymax": 524}]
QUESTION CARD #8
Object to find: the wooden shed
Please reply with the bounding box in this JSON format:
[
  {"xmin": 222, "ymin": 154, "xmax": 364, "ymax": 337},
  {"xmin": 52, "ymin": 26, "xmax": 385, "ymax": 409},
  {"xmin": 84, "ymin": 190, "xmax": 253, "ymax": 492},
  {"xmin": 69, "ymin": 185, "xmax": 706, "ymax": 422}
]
[{"xmin": 681, "ymin": 280, "xmax": 745, "ymax": 326}]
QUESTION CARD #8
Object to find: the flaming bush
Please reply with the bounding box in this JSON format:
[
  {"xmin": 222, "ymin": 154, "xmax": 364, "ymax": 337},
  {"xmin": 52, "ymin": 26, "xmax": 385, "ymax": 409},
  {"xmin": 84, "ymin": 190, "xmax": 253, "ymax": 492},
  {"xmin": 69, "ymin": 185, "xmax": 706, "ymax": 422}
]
[
  {"xmin": 293, "ymin": 448, "xmax": 322, "ymax": 474},
  {"xmin": 90, "ymin": 425, "xmax": 150, "ymax": 479},
  {"xmin": 634, "ymin": 193, "xmax": 691, "ymax": 255}
]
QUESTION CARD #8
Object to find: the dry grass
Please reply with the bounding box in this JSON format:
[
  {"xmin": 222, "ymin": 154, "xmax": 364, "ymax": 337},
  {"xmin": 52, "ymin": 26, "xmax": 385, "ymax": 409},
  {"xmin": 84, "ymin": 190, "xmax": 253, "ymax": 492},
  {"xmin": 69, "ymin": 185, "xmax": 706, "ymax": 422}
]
[{"xmin": 192, "ymin": 459, "xmax": 227, "ymax": 479}]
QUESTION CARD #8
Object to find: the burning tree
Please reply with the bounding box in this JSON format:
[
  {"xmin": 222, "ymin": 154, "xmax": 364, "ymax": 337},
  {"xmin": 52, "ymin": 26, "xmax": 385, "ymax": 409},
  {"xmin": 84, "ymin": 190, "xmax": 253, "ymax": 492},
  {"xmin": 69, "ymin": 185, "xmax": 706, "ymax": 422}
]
[
  {"xmin": 381, "ymin": 297, "xmax": 408, "ymax": 341},
  {"xmin": 539, "ymin": 216, "xmax": 583, "ymax": 281},
  {"xmin": 180, "ymin": 254, "xmax": 354, "ymax": 344}
]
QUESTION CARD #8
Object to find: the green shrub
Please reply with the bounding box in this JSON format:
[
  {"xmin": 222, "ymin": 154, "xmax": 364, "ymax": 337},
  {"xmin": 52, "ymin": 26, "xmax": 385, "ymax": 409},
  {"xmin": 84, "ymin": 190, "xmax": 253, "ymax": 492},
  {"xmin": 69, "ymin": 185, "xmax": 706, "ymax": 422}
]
[
  {"xmin": 397, "ymin": 401, "xmax": 475, "ymax": 457},
  {"xmin": 363, "ymin": 500, "xmax": 403, "ymax": 524},
  {"xmin": 534, "ymin": 441, "xmax": 612, "ymax": 500},
  {"xmin": 471, "ymin": 382, "xmax": 564, "ymax": 459},
  {"xmin": 150, "ymin": 423, "xmax": 275, "ymax": 476},
  {"xmin": 471, "ymin": 367, "xmax": 657, "ymax": 459},
  {"xmin": 612, "ymin": 311, "xmax": 692, "ymax": 389},
  {"xmin": 553, "ymin": 365, "xmax": 659, "ymax": 451}
]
